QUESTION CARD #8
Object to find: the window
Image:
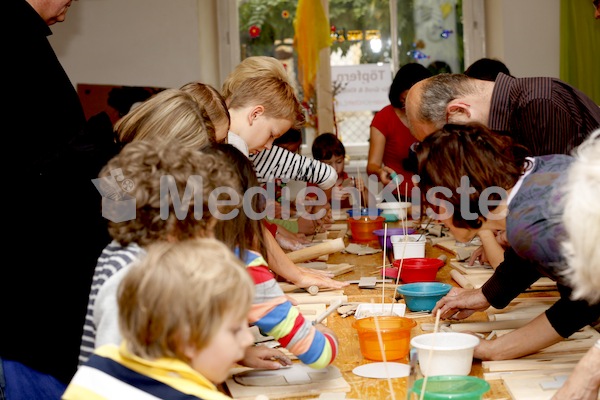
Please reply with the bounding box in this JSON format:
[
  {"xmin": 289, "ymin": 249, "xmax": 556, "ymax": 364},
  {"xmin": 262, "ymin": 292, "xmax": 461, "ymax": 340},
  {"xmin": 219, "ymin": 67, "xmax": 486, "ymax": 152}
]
[{"xmin": 221, "ymin": 0, "xmax": 484, "ymax": 158}]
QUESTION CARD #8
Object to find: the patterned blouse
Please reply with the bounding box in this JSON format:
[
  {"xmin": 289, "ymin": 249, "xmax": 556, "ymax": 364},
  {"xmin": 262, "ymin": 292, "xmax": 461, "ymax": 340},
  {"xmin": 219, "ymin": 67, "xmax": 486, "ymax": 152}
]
[{"xmin": 482, "ymin": 155, "xmax": 600, "ymax": 338}]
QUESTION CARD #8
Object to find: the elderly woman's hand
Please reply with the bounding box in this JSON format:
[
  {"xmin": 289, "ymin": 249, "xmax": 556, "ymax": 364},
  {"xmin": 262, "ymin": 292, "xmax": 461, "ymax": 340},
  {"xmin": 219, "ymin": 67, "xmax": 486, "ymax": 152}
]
[{"xmin": 432, "ymin": 287, "xmax": 490, "ymax": 320}]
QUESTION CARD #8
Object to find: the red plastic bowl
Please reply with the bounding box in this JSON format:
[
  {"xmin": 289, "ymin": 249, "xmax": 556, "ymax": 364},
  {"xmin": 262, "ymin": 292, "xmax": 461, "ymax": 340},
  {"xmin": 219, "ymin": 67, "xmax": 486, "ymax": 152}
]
[{"xmin": 392, "ymin": 257, "xmax": 445, "ymax": 283}]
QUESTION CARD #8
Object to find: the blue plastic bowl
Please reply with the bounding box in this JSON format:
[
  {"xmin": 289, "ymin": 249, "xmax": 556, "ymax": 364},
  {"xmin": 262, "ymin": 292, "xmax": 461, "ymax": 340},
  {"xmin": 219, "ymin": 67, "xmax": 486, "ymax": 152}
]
[
  {"xmin": 397, "ymin": 282, "xmax": 452, "ymax": 312},
  {"xmin": 346, "ymin": 208, "xmax": 383, "ymax": 219},
  {"xmin": 373, "ymin": 227, "xmax": 417, "ymax": 250}
]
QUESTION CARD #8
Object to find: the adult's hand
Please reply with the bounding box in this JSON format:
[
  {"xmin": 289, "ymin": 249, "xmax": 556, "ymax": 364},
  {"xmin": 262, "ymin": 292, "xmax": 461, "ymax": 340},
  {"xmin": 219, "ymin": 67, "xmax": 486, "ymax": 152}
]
[
  {"xmin": 378, "ymin": 166, "xmax": 396, "ymax": 185},
  {"xmin": 432, "ymin": 287, "xmax": 490, "ymax": 320}
]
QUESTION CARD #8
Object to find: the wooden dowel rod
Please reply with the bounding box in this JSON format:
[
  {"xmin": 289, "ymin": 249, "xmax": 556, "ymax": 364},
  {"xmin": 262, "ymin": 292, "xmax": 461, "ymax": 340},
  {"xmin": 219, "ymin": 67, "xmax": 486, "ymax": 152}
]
[
  {"xmin": 286, "ymin": 237, "xmax": 345, "ymax": 263},
  {"xmin": 450, "ymin": 269, "xmax": 474, "ymax": 289}
]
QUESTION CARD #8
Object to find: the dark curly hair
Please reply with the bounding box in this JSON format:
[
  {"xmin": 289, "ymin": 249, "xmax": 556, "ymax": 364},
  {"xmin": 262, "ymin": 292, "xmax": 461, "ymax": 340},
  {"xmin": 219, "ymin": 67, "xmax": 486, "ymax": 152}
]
[
  {"xmin": 102, "ymin": 140, "xmax": 243, "ymax": 246},
  {"xmin": 415, "ymin": 123, "xmax": 531, "ymax": 229}
]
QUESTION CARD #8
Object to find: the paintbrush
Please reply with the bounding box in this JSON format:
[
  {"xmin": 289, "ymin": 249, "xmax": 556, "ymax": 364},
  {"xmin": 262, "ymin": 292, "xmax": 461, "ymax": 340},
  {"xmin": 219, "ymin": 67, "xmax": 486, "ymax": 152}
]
[{"xmin": 416, "ymin": 218, "xmax": 433, "ymax": 242}]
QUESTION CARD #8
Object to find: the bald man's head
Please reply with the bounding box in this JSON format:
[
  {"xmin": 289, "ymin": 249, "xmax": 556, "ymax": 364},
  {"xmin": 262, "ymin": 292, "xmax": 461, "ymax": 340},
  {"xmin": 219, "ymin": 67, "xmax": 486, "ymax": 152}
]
[
  {"xmin": 405, "ymin": 74, "xmax": 489, "ymax": 141},
  {"xmin": 405, "ymin": 80, "xmax": 440, "ymax": 141}
]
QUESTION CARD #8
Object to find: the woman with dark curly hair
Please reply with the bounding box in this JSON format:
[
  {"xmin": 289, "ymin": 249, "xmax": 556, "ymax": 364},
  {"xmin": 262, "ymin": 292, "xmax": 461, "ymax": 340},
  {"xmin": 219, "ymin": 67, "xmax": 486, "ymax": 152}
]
[{"xmin": 416, "ymin": 122, "xmax": 600, "ymax": 362}]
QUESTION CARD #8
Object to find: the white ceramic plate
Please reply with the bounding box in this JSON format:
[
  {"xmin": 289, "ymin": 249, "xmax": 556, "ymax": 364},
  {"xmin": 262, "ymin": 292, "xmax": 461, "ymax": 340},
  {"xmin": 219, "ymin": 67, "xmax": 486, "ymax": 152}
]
[{"xmin": 352, "ymin": 362, "xmax": 410, "ymax": 378}]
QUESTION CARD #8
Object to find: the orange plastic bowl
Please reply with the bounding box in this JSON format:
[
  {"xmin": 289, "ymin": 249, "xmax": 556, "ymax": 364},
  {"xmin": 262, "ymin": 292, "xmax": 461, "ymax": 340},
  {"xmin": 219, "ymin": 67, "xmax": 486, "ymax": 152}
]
[
  {"xmin": 393, "ymin": 257, "xmax": 445, "ymax": 283},
  {"xmin": 352, "ymin": 316, "xmax": 417, "ymax": 361},
  {"xmin": 347, "ymin": 216, "xmax": 385, "ymax": 243}
]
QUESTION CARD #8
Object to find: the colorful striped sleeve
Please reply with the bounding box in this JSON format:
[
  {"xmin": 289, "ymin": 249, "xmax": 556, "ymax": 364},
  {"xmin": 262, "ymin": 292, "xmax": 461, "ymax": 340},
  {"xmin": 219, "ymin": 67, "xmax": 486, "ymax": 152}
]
[{"xmin": 241, "ymin": 249, "xmax": 337, "ymax": 369}]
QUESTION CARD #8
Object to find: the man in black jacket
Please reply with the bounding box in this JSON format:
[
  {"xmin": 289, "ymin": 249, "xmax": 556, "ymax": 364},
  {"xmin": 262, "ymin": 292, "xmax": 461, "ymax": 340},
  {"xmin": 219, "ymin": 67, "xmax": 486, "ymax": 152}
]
[{"xmin": 1, "ymin": 1, "xmax": 115, "ymax": 398}]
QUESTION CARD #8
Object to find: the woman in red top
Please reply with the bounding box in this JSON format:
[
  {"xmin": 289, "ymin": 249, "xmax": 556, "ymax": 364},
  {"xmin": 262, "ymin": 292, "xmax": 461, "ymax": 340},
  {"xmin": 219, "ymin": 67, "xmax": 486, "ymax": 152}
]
[{"xmin": 367, "ymin": 63, "xmax": 431, "ymax": 200}]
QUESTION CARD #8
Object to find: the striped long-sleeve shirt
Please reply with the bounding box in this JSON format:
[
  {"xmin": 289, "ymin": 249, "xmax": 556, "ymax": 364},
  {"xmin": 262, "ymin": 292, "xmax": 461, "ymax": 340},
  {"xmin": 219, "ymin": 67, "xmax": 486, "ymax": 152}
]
[
  {"xmin": 78, "ymin": 241, "xmax": 144, "ymax": 366},
  {"xmin": 240, "ymin": 249, "xmax": 338, "ymax": 369},
  {"xmin": 249, "ymin": 145, "xmax": 338, "ymax": 190},
  {"xmin": 489, "ymin": 73, "xmax": 600, "ymax": 156}
]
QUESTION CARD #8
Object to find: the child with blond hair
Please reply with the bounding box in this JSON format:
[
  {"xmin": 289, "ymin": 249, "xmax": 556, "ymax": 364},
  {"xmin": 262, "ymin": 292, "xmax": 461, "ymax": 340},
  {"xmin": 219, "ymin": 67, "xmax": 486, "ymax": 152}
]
[
  {"xmin": 64, "ymin": 238, "xmax": 255, "ymax": 399},
  {"xmin": 223, "ymin": 56, "xmax": 337, "ymax": 236},
  {"xmin": 114, "ymin": 81, "xmax": 345, "ymax": 291},
  {"xmin": 179, "ymin": 81, "xmax": 231, "ymax": 143},
  {"xmin": 115, "ymin": 88, "xmax": 216, "ymax": 148}
]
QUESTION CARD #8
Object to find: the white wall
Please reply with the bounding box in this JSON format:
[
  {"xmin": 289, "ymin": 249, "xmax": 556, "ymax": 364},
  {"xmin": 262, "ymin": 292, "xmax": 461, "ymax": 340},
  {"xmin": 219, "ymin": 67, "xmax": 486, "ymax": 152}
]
[
  {"xmin": 484, "ymin": 0, "xmax": 560, "ymax": 77},
  {"xmin": 50, "ymin": 0, "xmax": 208, "ymax": 89},
  {"xmin": 49, "ymin": 0, "xmax": 562, "ymax": 90}
]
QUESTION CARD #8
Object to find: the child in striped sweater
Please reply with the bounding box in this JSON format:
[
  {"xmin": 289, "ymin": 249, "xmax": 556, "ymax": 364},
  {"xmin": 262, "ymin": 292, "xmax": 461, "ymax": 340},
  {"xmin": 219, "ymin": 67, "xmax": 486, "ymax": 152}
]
[{"xmin": 207, "ymin": 143, "xmax": 339, "ymax": 369}]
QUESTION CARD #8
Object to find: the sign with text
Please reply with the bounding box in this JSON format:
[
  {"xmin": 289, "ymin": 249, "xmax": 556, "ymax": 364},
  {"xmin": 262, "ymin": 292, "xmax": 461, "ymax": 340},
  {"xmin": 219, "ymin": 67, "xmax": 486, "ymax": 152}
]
[{"xmin": 331, "ymin": 64, "xmax": 392, "ymax": 112}]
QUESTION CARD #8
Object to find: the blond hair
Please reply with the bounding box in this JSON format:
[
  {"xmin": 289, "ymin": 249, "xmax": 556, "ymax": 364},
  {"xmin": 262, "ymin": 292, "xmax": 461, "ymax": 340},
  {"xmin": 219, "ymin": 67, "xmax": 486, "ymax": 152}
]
[
  {"xmin": 226, "ymin": 75, "xmax": 305, "ymax": 130},
  {"xmin": 118, "ymin": 238, "xmax": 254, "ymax": 360},
  {"xmin": 115, "ymin": 88, "xmax": 216, "ymax": 149},
  {"xmin": 562, "ymin": 129, "xmax": 600, "ymax": 304},
  {"xmin": 100, "ymin": 140, "xmax": 243, "ymax": 247},
  {"xmin": 180, "ymin": 81, "xmax": 230, "ymax": 137},
  {"xmin": 221, "ymin": 56, "xmax": 288, "ymax": 100}
]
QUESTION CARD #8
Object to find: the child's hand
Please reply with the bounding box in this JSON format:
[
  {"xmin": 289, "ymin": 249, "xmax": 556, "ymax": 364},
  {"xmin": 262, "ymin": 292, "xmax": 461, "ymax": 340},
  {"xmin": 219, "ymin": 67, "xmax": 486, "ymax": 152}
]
[
  {"xmin": 332, "ymin": 186, "xmax": 350, "ymax": 202},
  {"xmin": 240, "ymin": 346, "xmax": 292, "ymax": 369},
  {"xmin": 293, "ymin": 272, "xmax": 349, "ymax": 290},
  {"xmin": 275, "ymin": 227, "xmax": 309, "ymax": 251},
  {"xmin": 468, "ymin": 246, "xmax": 488, "ymax": 266}
]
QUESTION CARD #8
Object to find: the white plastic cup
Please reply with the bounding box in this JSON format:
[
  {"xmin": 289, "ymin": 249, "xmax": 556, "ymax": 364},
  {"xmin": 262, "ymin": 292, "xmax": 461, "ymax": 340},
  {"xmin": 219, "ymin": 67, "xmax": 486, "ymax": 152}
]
[
  {"xmin": 410, "ymin": 332, "xmax": 480, "ymax": 376},
  {"xmin": 391, "ymin": 234, "xmax": 426, "ymax": 259},
  {"xmin": 377, "ymin": 201, "xmax": 411, "ymax": 220}
]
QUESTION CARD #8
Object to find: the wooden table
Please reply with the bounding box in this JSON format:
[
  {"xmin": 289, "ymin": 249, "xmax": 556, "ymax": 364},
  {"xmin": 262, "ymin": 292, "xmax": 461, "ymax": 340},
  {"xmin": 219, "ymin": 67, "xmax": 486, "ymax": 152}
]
[{"xmin": 280, "ymin": 225, "xmax": 560, "ymax": 400}]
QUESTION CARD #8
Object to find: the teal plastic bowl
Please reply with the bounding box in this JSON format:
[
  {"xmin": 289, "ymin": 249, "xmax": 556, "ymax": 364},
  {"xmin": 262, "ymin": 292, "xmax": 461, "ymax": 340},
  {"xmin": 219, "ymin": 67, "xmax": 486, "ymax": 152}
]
[{"xmin": 397, "ymin": 282, "xmax": 452, "ymax": 312}]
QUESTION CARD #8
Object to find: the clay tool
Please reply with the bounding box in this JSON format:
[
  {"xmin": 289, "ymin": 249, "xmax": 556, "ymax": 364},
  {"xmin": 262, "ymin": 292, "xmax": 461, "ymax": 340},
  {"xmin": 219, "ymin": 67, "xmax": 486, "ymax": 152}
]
[
  {"xmin": 313, "ymin": 299, "xmax": 343, "ymax": 325},
  {"xmin": 416, "ymin": 219, "xmax": 432, "ymax": 242}
]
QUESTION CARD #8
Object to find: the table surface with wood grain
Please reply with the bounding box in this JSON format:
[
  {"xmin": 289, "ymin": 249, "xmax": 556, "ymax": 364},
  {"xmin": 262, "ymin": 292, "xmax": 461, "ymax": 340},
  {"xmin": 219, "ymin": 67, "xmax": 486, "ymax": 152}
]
[{"xmin": 278, "ymin": 221, "xmax": 560, "ymax": 400}]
